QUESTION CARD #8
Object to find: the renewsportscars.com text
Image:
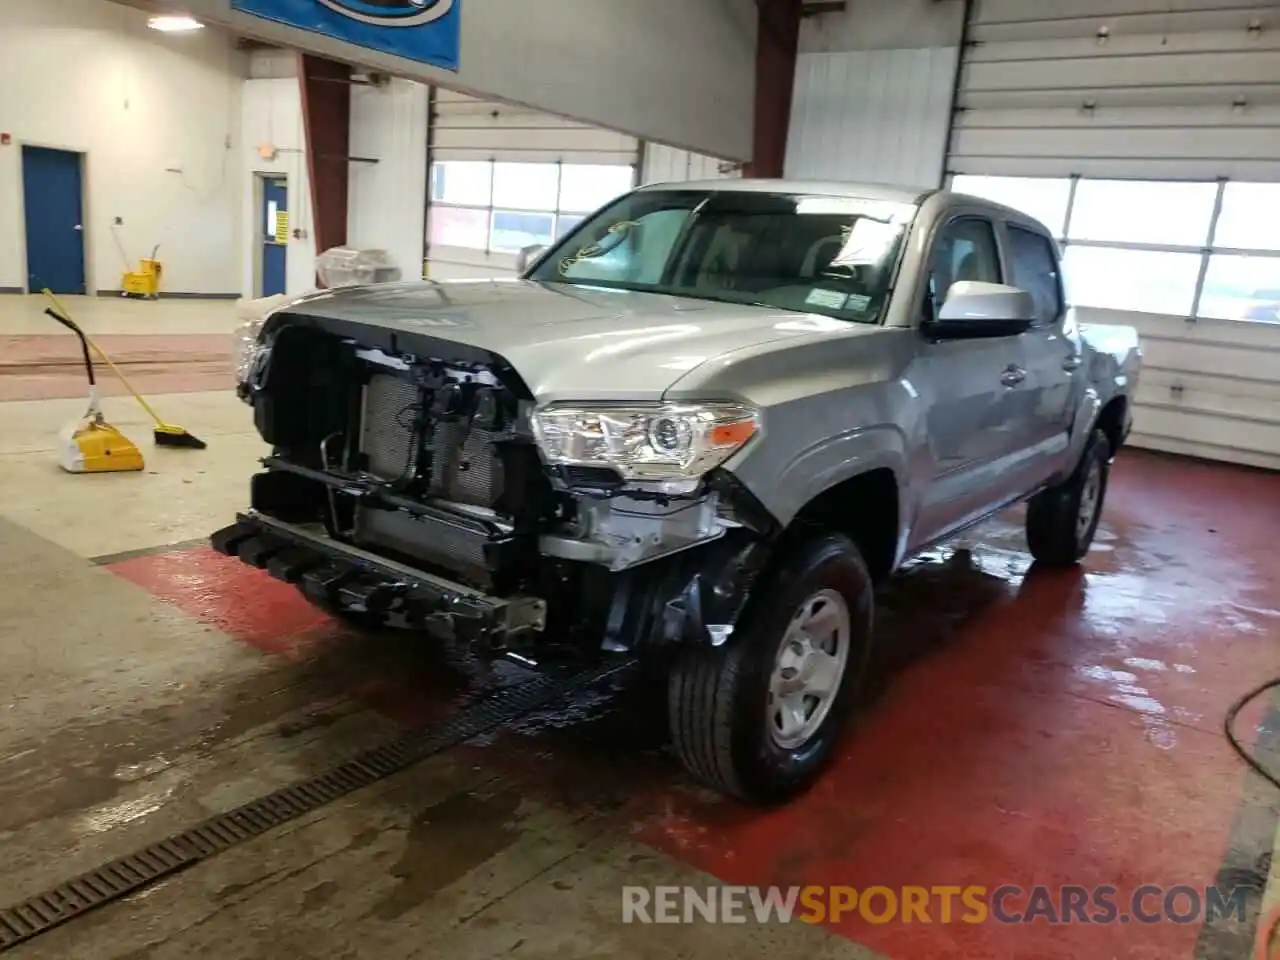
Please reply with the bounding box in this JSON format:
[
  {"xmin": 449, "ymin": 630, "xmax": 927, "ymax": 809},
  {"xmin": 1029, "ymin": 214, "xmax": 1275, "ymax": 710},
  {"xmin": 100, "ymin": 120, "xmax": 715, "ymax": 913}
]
[{"xmin": 621, "ymin": 884, "xmax": 1250, "ymax": 925}]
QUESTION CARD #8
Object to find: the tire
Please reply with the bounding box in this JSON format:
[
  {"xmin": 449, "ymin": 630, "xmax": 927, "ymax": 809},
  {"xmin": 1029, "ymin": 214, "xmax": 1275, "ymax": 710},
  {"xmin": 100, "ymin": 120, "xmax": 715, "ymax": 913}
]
[
  {"xmin": 667, "ymin": 532, "xmax": 874, "ymax": 804},
  {"xmin": 1025, "ymin": 428, "xmax": 1111, "ymax": 567}
]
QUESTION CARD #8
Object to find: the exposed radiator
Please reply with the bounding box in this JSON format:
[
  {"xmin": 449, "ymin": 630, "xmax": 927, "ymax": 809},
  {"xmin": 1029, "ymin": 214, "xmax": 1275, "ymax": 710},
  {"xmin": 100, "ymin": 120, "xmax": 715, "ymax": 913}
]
[
  {"xmin": 359, "ymin": 373, "xmax": 506, "ymax": 508},
  {"xmin": 361, "ymin": 374, "xmax": 420, "ymax": 480},
  {"xmin": 354, "ymin": 505, "xmax": 490, "ymax": 579},
  {"xmin": 426, "ymin": 421, "xmax": 504, "ymax": 507}
]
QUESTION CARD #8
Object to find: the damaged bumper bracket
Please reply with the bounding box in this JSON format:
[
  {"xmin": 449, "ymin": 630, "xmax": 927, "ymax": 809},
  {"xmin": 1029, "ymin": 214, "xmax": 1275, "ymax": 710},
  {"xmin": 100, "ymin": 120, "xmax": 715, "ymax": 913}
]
[{"xmin": 211, "ymin": 512, "xmax": 546, "ymax": 640}]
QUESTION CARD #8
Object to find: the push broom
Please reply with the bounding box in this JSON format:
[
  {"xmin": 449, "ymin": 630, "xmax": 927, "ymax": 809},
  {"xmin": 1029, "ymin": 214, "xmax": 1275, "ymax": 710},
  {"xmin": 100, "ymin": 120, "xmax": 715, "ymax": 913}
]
[{"xmin": 42, "ymin": 289, "xmax": 208, "ymax": 450}]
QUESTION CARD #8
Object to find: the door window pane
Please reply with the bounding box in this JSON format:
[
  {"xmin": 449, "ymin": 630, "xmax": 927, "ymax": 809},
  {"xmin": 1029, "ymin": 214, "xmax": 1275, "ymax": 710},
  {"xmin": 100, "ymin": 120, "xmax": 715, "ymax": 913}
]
[
  {"xmin": 558, "ymin": 164, "xmax": 635, "ymax": 214},
  {"xmin": 1062, "ymin": 246, "xmax": 1200, "ymax": 315},
  {"xmin": 952, "ymin": 175, "xmax": 1072, "ymax": 237},
  {"xmin": 1007, "ymin": 226, "xmax": 1064, "ymax": 324},
  {"xmin": 490, "ymin": 210, "xmax": 554, "ymax": 252},
  {"xmin": 1198, "ymin": 254, "xmax": 1280, "ymax": 322},
  {"xmin": 428, "ymin": 206, "xmax": 489, "ymax": 250},
  {"xmin": 1068, "ymin": 179, "xmax": 1217, "ymax": 248},
  {"xmin": 492, "ymin": 163, "xmax": 559, "ymax": 211},
  {"xmin": 430, "ymin": 161, "xmax": 492, "ymax": 207},
  {"xmin": 928, "ymin": 217, "xmax": 1002, "ymax": 315},
  {"xmin": 1213, "ymin": 183, "xmax": 1280, "ymax": 251}
]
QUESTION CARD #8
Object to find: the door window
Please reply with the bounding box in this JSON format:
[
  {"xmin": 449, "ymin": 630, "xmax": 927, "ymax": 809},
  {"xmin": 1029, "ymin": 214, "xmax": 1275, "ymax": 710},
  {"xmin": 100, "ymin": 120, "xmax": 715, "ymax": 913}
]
[
  {"xmin": 926, "ymin": 217, "xmax": 1002, "ymax": 320},
  {"xmin": 1007, "ymin": 225, "xmax": 1064, "ymax": 324}
]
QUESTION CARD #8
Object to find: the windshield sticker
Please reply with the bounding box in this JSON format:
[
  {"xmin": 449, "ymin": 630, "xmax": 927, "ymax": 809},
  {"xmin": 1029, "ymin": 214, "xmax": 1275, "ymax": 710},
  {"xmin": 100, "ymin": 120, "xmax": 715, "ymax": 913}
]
[
  {"xmin": 558, "ymin": 220, "xmax": 639, "ymax": 275},
  {"xmin": 806, "ymin": 288, "xmax": 849, "ymax": 310},
  {"xmin": 845, "ymin": 293, "xmax": 872, "ymax": 313}
]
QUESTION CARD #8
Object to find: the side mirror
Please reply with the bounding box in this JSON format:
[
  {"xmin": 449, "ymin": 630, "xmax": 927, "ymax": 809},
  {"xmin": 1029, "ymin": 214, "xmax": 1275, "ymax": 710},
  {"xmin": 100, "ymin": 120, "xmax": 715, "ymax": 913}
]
[
  {"xmin": 515, "ymin": 244, "xmax": 547, "ymax": 274},
  {"xmin": 930, "ymin": 281, "xmax": 1036, "ymax": 339}
]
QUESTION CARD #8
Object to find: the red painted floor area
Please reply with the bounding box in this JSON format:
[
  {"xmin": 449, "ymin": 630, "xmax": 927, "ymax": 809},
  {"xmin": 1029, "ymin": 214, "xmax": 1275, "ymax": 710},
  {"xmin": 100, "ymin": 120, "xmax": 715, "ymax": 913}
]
[
  {"xmin": 0, "ymin": 334, "xmax": 234, "ymax": 400},
  {"xmin": 106, "ymin": 451, "xmax": 1280, "ymax": 959},
  {"xmin": 108, "ymin": 547, "xmax": 460, "ymax": 727},
  {"xmin": 637, "ymin": 454, "xmax": 1280, "ymax": 959}
]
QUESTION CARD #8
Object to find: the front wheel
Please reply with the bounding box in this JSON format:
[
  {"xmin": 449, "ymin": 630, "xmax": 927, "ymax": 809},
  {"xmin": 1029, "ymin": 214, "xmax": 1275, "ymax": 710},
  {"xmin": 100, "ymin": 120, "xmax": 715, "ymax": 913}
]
[
  {"xmin": 1025, "ymin": 428, "xmax": 1111, "ymax": 566},
  {"xmin": 667, "ymin": 532, "xmax": 873, "ymax": 804}
]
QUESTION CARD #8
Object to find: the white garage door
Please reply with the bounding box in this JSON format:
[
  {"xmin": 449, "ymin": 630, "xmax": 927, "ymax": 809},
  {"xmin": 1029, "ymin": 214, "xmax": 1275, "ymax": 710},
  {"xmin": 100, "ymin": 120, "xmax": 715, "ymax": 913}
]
[
  {"xmin": 947, "ymin": 0, "xmax": 1280, "ymax": 470},
  {"xmin": 639, "ymin": 144, "xmax": 742, "ymax": 185},
  {"xmin": 426, "ymin": 89, "xmax": 639, "ymax": 279}
]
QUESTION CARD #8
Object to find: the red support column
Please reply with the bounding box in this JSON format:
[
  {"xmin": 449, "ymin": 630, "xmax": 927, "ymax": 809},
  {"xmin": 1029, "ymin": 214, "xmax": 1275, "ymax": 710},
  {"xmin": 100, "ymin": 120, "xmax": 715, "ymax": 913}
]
[
  {"xmin": 299, "ymin": 53, "xmax": 351, "ymax": 270},
  {"xmin": 744, "ymin": 0, "xmax": 801, "ymax": 178}
]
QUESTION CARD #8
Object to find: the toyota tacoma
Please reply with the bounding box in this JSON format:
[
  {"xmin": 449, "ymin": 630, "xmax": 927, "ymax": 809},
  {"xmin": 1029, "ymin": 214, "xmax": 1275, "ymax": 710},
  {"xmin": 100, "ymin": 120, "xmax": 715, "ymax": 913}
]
[{"xmin": 214, "ymin": 180, "xmax": 1140, "ymax": 803}]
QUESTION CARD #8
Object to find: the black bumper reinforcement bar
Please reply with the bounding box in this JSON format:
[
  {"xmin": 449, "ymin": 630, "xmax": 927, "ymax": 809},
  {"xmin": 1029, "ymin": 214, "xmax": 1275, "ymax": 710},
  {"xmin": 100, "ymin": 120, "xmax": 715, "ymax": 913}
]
[{"xmin": 211, "ymin": 512, "xmax": 546, "ymax": 639}]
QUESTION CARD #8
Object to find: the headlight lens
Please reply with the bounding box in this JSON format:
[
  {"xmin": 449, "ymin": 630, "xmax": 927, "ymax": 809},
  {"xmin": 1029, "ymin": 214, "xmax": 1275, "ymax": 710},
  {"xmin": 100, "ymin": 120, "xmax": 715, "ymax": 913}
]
[{"xmin": 531, "ymin": 402, "xmax": 760, "ymax": 482}]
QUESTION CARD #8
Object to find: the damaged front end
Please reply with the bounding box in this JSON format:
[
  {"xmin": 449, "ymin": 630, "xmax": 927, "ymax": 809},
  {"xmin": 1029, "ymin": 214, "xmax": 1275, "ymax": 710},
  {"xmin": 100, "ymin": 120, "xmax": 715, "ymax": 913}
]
[{"xmin": 213, "ymin": 310, "xmax": 774, "ymax": 658}]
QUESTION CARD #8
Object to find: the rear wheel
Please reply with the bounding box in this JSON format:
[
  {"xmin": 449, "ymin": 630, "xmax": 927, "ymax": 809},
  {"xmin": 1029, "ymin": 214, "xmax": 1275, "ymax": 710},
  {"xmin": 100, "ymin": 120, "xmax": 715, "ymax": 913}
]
[
  {"xmin": 667, "ymin": 532, "xmax": 873, "ymax": 804},
  {"xmin": 1026, "ymin": 428, "xmax": 1110, "ymax": 566}
]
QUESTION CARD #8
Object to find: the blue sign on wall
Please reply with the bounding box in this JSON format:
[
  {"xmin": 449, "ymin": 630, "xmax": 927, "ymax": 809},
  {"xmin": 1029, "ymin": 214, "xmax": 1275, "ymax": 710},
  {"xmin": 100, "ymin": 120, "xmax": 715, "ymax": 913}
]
[{"xmin": 231, "ymin": 0, "xmax": 460, "ymax": 71}]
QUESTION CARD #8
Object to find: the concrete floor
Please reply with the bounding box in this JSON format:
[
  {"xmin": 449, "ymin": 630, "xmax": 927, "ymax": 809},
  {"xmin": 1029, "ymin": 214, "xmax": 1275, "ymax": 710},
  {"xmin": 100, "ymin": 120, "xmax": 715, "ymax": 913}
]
[{"xmin": 1, "ymin": 295, "xmax": 1279, "ymax": 959}]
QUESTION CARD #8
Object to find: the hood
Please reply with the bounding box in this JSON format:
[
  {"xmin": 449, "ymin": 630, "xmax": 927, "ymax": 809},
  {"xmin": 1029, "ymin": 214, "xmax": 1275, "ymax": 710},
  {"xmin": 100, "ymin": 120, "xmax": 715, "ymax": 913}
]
[{"xmin": 282, "ymin": 279, "xmax": 876, "ymax": 404}]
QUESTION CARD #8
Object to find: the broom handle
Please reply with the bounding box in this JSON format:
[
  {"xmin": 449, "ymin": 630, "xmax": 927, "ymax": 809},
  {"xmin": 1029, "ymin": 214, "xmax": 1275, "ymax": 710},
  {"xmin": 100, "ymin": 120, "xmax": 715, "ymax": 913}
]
[{"xmin": 42, "ymin": 290, "xmax": 168, "ymax": 428}]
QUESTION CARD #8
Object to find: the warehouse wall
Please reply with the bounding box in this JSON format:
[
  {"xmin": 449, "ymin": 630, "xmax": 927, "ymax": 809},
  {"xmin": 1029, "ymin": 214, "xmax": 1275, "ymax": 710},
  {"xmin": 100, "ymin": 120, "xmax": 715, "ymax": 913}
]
[
  {"xmin": 128, "ymin": 0, "xmax": 759, "ymax": 162},
  {"xmin": 240, "ymin": 55, "xmax": 317, "ymax": 298},
  {"xmin": 786, "ymin": 0, "xmax": 965, "ymax": 188},
  {"xmin": 347, "ymin": 79, "xmax": 430, "ymax": 282},
  {"xmin": 0, "ymin": 0, "xmax": 243, "ymax": 295}
]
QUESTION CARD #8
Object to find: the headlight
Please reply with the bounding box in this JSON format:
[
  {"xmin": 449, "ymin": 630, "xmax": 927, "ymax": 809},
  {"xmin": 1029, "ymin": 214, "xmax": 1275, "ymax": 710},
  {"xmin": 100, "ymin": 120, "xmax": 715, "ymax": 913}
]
[{"xmin": 531, "ymin": 402, "xmax": 760, "ymax": 483}]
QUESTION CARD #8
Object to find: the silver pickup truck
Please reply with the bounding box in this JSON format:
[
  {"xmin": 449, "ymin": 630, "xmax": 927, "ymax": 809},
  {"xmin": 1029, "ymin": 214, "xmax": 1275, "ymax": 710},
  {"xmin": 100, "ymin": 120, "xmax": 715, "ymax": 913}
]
[{"xmin": 215, "ymin": 180, "xmax": 1139, "ymax": 803}]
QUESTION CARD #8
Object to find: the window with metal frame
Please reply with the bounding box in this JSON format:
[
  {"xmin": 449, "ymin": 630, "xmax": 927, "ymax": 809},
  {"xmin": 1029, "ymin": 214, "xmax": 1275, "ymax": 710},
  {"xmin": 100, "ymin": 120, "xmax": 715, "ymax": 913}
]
[
  {"xmin": 948, "ymin": 174, "xmax": 1280, "ymax": 322},
  {"xmin": 427, "ymin": 161, "xmax": 636, "ymax": 256}
]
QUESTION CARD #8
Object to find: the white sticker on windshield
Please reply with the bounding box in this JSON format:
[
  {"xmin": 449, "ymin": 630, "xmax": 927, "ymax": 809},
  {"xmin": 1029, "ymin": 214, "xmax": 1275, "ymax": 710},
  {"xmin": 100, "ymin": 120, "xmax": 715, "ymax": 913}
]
[
  {"xmin": 806, "ymin": 288, "xmax": 848, "ymax": 310},
  {"xmin": 845, "ymin": 293, "xmax": 872, "ymax": 313}
]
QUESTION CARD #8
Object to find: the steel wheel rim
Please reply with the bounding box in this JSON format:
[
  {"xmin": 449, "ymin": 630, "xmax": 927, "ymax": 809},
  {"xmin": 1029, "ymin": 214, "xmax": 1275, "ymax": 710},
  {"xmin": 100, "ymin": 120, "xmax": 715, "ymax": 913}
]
[
  {"xmin": 1077, "ymin": 458, "xmax": 1103, "ymax": 541},
  {"xmin": 767, "ymin": 588, "xmax": 851, "ymax": 751}
]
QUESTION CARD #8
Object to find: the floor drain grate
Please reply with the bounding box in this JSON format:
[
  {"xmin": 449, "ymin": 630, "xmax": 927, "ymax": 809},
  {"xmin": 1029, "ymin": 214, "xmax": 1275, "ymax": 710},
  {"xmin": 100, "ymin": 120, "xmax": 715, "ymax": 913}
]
[{"xmin": 0, "ymin": 659, "xmax": 633, "ymax": 952}]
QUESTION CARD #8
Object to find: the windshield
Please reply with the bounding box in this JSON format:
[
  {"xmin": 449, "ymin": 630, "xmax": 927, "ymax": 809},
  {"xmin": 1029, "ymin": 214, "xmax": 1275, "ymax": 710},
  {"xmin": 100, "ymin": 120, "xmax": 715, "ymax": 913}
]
[{"xmin": 527, "ymin": 189, "xmax": 912, "ymax": 324}]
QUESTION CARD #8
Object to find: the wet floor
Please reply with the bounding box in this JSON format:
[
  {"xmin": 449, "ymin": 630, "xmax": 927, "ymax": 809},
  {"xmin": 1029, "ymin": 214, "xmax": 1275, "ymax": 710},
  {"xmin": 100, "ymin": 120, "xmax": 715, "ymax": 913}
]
[{"xmin": 0, "ymin": 400, "xmax": 1277, "ymax": 958}]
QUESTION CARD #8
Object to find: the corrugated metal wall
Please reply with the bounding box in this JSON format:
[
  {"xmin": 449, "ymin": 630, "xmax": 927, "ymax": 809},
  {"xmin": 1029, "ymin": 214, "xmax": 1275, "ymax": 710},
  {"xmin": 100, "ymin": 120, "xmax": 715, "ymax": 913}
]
[
  {"xmin": 951, "ymin": 0, "xmax": 1280, "ymax": 179},
  {"xmin": 947, "ymin": 0, "xmax": 1280, "ymax": 470},
  {"xmin": 785, "ymin": 47, "xmax": 959, "ymax": 188},
  {"xmin": 348, "ymin": 79, "xmax": 430, "ymax": 281}
]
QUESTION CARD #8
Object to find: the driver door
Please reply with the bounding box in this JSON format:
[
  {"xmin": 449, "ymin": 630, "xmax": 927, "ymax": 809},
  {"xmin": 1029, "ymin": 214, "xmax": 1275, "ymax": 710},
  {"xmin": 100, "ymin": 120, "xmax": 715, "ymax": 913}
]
[{"xmin": 908, "ymin": 214, "xmax": 1031, "ymax": 548}]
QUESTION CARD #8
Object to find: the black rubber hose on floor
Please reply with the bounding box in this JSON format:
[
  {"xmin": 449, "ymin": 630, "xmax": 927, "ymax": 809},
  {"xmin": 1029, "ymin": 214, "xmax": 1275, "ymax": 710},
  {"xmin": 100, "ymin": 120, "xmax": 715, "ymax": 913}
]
[{"xmin": 1225, "ymin": 677, "xmax": 1280, "ymax": 792}]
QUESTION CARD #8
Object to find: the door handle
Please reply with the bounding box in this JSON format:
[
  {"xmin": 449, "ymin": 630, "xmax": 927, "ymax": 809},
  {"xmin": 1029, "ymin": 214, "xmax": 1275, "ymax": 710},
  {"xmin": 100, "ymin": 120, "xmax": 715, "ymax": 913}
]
[
  {"xmin": 1000, "ymin": 366, "xmax": 1026, "ymax": 387},
  {"xmin": 1062, "ymin": 354, "xmax": 1082, "ymax": 372},
  {"xmin": 73, "ymin": 224, "xmax": 83, "ymax": 231}
]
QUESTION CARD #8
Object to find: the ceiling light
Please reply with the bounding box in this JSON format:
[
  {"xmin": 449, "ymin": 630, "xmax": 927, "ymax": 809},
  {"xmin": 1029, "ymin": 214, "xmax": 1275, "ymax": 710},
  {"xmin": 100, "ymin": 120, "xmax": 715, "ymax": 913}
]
[{"xmin": 148, "ymin": 14, "xmax": 205, "ymax": 32}]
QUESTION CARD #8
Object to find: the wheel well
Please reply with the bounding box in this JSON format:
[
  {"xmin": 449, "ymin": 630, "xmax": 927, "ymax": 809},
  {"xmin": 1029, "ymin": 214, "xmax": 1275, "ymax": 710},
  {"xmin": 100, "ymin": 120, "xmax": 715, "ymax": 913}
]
[
  {"xmin": 1095, "ymin": 396, "xmax": 1128, "ymax": 459},
  {"xmin": 791, "ymin": 468, "xmax": 899, "ymax": 584}
]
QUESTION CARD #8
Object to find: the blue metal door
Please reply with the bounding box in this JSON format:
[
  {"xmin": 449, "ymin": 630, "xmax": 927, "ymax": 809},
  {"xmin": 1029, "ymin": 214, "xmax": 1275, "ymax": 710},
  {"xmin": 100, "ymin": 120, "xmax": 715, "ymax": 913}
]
[
  {"xmin": 261, "ymin": 177, "xmax": 288, "ymax": 296},
  {"xmin": 22, "ymin": 146, "xmax": 86, "ymax": 294}
]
